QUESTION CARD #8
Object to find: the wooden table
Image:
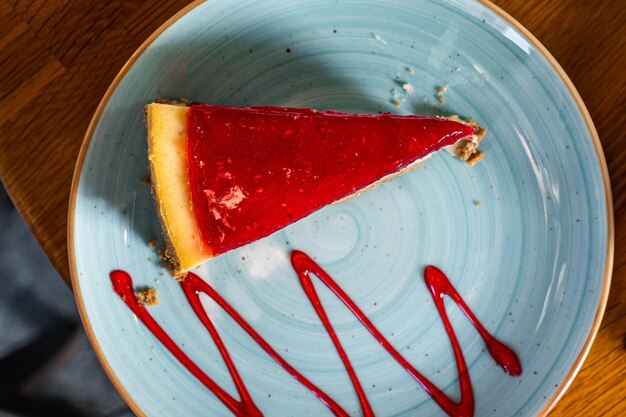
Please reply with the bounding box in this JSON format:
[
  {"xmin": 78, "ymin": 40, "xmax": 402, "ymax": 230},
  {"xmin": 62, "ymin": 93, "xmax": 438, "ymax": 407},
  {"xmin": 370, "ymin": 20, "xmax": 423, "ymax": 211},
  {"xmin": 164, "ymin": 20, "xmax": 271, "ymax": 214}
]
[{"xmin": 0, "ymin": 0, "xmax": 623, "ymax": 415}]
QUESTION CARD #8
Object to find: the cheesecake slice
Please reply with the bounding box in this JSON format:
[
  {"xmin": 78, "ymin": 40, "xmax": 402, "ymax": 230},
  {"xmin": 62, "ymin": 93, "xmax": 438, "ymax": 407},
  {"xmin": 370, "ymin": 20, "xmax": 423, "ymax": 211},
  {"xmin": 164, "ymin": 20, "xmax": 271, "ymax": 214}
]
[{"xmin": 146, "ymin": 103, "xmax": 482, "ymax": 275}]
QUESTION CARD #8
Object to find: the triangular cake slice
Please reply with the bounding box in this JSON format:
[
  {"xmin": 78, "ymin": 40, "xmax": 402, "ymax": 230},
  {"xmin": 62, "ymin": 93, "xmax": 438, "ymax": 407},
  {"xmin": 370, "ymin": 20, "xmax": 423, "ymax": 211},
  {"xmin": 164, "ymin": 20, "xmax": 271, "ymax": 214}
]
[{"xmin": 146, "ymin": 103, "xmax": 482, "ymax": 274}]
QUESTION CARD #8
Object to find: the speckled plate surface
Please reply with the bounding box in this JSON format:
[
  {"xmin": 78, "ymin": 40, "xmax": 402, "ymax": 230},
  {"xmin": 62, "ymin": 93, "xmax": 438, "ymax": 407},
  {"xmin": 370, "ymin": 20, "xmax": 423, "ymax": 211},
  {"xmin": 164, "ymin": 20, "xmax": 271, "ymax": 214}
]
[{"xmin": 69, "ymin": 1, "xmax": 612, "ymax": 416}]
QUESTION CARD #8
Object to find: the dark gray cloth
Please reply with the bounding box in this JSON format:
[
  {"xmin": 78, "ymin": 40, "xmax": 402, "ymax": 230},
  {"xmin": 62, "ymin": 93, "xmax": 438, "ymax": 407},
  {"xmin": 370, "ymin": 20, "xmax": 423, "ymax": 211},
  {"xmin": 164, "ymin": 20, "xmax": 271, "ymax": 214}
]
[{"xmin": 0, "ymin": 185, "xmax": 132, "ymax": 417}]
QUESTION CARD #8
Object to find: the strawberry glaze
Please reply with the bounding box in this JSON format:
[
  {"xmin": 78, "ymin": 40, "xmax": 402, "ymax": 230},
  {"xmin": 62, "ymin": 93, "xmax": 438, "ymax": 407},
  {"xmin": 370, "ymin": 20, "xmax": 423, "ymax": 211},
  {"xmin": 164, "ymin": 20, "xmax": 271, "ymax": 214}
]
[{"xmin": 187, "ymin": 106, "xmax": 474, "ymax": 255}]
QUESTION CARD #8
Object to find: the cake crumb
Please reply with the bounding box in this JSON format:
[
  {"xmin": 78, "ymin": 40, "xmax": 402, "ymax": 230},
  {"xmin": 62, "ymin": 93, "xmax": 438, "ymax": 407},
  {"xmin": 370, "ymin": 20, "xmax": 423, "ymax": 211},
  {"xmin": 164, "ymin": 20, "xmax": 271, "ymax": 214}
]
[
  {"xmin": 402, "ymin": 83, "xmax": 414, "ymax": 95},
  {"xmin": 435, "ymin": 85, "xmax": 447, "ymax": 104},
  {"xmin": 390, "ymin": 88, "xmax": 405, "ymax": 105},
  {"xmin": 140, "ymin": 177, "xmax": 151, "ymax": 185},
  {"xmin": 406, "ymin": 66, "xmax": 414, "ymax": 74},
  {"xmin": 172, "ymin": 272, "xmax": 188, "ymax": 282},
  {"xmin": 467, "ymin": 150, "xmax": 485, "ymax": 166},
  {"xmin": 473, "ymin": 200, "xmax": 482, "ymax": 207},
  {"xmin": 137, "ymin": 288, "xmax": 159, "ymax": 306},
  {"xmin": 157, "ymin": 249, "xmax": 167, "ymax": 261},
  {"xmin": 443, "ymin": 115, "xmax": 487, "ymax": 165},
  {"xmin": 148, "ymin": 239, "xmax": 157, "ymax": 249}
]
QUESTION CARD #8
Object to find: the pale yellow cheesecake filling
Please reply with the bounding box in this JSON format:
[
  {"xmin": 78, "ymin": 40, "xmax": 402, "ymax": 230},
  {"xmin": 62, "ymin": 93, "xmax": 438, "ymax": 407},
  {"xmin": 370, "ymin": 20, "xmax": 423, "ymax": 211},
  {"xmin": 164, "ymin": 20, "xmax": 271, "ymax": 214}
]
[{"xmin": 146, "ymin": 103, "xmax": 212, "ymax": 274}]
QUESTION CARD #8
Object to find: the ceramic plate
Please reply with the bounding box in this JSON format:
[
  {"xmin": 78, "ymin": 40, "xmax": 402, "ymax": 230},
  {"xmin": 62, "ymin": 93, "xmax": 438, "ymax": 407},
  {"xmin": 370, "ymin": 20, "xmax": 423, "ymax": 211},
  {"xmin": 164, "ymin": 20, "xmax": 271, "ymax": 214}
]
[{"xmin": 69, "ymin": 0, "xmax": 612, "ymax": 416}]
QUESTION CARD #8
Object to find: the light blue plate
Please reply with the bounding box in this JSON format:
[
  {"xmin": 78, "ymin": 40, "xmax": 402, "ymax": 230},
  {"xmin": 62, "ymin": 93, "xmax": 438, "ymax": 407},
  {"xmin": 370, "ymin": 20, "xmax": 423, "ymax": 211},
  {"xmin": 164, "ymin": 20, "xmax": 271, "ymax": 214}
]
[{"xmin": 69, "ymin": 0, "xmax": 612, "ymax": 416}]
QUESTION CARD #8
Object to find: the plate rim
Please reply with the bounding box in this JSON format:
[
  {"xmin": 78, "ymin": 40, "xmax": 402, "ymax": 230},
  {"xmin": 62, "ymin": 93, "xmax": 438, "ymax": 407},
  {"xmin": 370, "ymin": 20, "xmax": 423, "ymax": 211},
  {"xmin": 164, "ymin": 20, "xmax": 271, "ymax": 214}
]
[{"xmin": 67, "ymin": 1, "xmax": 614, "ymax": 416}]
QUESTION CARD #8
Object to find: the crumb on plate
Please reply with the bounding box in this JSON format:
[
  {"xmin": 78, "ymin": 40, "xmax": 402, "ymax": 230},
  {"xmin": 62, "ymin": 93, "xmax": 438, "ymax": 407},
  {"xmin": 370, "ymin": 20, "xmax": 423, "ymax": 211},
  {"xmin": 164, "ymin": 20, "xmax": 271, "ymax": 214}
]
[
  {"xmin": 466, "ymin": 150, "xmax": 485, "ymax": 166},
  {"xmin": 435, "ymin": 85, "xmax": 447, "ymax": 104},
  {"xmin": 137, "ymin": 288, "xmax": 159, "ymax": 306}
]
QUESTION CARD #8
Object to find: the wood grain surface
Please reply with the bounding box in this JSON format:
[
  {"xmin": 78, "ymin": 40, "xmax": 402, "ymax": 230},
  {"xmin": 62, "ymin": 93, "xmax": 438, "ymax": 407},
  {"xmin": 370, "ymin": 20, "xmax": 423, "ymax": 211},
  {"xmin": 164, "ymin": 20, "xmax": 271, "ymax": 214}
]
[{"xmin": 0, "ymin": 0, "xmax": 624, "ymax": 415}]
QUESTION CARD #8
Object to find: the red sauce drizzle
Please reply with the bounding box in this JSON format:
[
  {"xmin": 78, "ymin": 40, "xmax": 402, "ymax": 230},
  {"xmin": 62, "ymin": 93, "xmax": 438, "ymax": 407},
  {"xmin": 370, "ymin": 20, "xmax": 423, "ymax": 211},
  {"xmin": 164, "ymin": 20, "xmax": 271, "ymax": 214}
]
[
  {"xmin": 110, "ymin": 251, "xmax": 521, "ymax": 417},
  {"xmin": 180, "ymin": 273, "xmax": 350, "ymax": 417},
  {"xmin": 111, "ymin": 270, "xmax": 263, "ymax": 417},
  {"xmin": 290, "ymin": 251, "xmax": 521, "ymax": 417}
]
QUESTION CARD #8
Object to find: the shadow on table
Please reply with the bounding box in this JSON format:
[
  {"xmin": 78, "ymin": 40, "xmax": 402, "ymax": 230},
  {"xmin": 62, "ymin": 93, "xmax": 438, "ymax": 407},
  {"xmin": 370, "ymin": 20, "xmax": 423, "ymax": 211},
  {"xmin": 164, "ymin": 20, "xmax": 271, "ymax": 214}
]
[{"xmin": 0, "ymin": 185, "xmax": 132, "ymax": 417}]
